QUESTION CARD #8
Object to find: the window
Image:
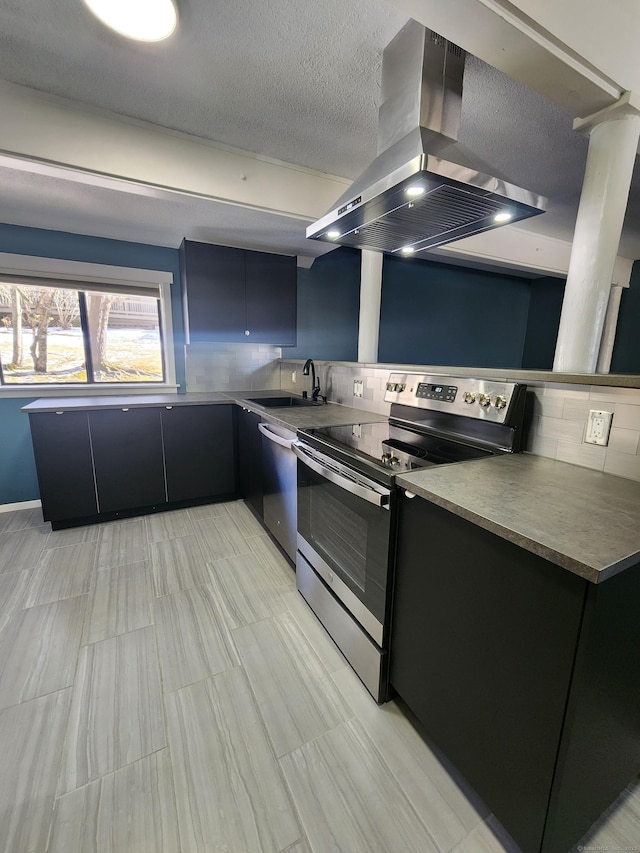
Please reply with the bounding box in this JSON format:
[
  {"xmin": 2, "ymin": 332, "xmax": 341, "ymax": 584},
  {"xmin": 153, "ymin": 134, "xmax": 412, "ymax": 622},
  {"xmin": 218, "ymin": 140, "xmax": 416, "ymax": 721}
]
[{"xmin": 0, "ymin": 258, "xmax": 174, "ymax": 387}]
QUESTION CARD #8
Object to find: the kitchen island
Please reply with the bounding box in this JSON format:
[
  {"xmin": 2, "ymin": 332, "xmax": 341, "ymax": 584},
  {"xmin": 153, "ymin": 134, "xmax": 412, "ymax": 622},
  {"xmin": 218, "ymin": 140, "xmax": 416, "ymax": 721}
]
[{"xmin": 392, "ymin": 453, "xmax": 640, "ymax": 853}]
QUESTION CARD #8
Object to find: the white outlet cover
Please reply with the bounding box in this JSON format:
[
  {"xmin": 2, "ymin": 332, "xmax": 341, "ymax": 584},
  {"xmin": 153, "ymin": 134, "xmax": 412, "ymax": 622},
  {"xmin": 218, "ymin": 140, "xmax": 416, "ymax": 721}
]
[
  {"xmin": 291, "ymin": 371, "xmax": 296, "ymax": 383},
  {"xmin": 353, "ymin": 379, "xmax": 364, "ymax": 398},
  {"xmin": 585, "ymin": 410, "xmax": 613, "ymax": 446}
]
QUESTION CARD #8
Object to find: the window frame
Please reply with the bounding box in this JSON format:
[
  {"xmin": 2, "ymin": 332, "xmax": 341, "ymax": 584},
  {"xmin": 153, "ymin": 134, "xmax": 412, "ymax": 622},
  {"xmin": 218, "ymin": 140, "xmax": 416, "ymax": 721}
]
[{"xmin": 0, "ymin": 253, "xmax": 177, "ymax": 396}]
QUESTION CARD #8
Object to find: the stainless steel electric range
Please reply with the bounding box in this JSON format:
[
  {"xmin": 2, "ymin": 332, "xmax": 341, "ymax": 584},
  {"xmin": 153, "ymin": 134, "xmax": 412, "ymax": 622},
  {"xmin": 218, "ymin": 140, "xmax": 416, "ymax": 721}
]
[{"xmin": 292, "ymin": 373, "xmax": 528, "ymax": 702}]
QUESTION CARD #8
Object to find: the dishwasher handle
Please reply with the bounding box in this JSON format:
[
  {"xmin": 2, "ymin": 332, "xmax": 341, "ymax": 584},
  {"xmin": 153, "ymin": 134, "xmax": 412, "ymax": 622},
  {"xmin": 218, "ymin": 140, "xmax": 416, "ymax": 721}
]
[
  {"xmin": 292, "ymin": 442, "xmax": 391, "ymax": 510},
  {"xmin": 257, "ymin": 421, "xmax": 295, "ymax": 449}
]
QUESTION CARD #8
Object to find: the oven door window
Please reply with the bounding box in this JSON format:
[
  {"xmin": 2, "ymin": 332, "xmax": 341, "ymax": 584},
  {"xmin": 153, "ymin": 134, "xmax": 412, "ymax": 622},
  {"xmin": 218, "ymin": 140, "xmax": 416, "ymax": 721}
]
[{"xmin": 297, "ymin": 461, "xmax": 391, "ymax": 624}]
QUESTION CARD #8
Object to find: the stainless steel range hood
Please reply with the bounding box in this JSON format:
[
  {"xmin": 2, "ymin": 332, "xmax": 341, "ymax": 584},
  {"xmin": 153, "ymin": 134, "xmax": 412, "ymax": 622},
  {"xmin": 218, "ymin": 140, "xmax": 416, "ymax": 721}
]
[{"xmin": 307, "ymin": 21, "xmax": 547, "ymax": 256}]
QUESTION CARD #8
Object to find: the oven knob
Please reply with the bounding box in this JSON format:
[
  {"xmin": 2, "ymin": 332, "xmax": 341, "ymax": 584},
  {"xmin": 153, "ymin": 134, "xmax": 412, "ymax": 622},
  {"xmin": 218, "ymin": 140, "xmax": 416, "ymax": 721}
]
[
  {"xmin": 478, "ymin": 393, "xmax": 491, "ymax": 408},
  {"xmin": 494, "ymin": 395, "xmax": 508, "ymax": 410},
  {"xmin": 389, "ymin": 457, "xmax": 400, "ymax": 466},
  {"xmin": 463, "ymin": 391, "xmax": 476, "ymax": 404}
]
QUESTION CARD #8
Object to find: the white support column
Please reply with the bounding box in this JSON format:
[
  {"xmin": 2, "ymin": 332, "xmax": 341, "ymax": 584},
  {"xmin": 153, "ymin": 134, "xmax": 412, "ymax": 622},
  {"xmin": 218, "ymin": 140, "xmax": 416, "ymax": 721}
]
[
  {"xmin": 596, "ymin": 256, "xmax": 633, "ymax": 373},
  {"xmin": 357, "ymin": 250, "xmax": 384, "ymax": 363},
  {"xmin": 596, "ymin": 284, "xmax": 625, "ymax": 373},
  {"xmin": 553, "ymin": 102, "xmax": 640, "ymax": 373}
]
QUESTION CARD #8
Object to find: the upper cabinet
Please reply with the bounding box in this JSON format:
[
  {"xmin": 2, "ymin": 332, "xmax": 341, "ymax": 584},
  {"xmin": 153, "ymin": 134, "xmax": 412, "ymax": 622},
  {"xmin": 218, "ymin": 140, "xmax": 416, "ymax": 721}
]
[{"xmin": 180, "ymin": 239, "xmax": 297, "ymax": 345}]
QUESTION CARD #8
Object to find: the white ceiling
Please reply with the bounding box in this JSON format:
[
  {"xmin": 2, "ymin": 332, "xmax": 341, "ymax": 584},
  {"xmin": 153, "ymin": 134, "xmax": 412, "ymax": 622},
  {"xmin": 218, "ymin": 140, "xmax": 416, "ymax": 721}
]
[{"xmin": 0, "ymin": 0, "xmax": 639, "ymax": 260}]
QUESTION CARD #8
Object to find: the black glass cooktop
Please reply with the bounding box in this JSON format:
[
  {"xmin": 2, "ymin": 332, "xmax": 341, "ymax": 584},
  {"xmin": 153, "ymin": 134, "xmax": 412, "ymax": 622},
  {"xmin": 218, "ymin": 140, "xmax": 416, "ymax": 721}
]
[{"xmin": 297, "ymin": 420, "xmax": 494, "ymax": 485}]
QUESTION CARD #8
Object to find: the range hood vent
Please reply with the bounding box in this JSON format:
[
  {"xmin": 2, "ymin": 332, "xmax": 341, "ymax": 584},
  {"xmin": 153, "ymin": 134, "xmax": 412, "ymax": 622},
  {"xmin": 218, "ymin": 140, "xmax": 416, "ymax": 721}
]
[{"xmin": 307, "ymin": 21, "xmax": 546, "ymax": 256}]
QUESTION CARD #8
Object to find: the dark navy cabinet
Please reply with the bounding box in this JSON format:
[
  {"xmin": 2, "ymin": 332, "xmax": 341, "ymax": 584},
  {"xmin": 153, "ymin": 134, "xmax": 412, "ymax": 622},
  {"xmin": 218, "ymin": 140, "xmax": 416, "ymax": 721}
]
[
  {"xmin": 391, "ymin": 493, "xmax": 640, "ymax": 853},
  {"xmin": 89, "ymin": 408, "xmax": 166, "ymax": 513},
  {"xmin": 161, "ymin": 404, "xmax": 236, "ymax": 502},
  {"xmin": 244, "ymin": 249, "xmax": 297, "ymax": 344},
  {"xmin": 28, "ymin": 410, "xmax": 98, "ymax": 522},
  {"xmin": 236, "ymin": 407, "xmax": 263, "ymax": 518},
  {"xmin": 28, "ymin": 403, "xmax": 237, "ymax": 527},
  {"xmin": 180, "ymin": 239, "xmax": 297, "ymax": 345}
]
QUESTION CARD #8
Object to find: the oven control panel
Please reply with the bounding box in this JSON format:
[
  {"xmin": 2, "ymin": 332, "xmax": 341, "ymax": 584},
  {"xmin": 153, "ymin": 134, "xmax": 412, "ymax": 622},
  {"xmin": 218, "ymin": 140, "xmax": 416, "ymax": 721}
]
[
  {"xmin": 415, "ymin": 382, "xmax": 457, "ymax": 402},
  {"xmin": 384, "ymin": 373, "xmax": 523, "ymax": 423}
]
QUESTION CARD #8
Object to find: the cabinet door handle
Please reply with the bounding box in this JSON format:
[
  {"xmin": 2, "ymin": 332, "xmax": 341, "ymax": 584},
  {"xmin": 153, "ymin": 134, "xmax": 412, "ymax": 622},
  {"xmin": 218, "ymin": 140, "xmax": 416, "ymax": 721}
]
[
  {"xmin": 121, "ymin": 407, "xmax": 129, "ymax": 412},
  {"xmin": 244, "ymin": 329, "xmax": 250, "ymax": 336},
  {"xmin": 404, "ymin": 491, "xmax": 416, "ymax": 499},
  {"xmin": 55, "ymin": 411, "xmax": 64, "ymax": 415},
  {"xmin": 165, "ymin": 406, "xmax": 173, "ymax": 410}
]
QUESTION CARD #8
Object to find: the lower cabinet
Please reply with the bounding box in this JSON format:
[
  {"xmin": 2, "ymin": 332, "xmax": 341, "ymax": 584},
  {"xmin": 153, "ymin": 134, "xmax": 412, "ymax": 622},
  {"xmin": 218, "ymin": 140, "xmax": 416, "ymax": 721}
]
[
  {"xmin": 161, "ymin": 404, "xmax": 236, "ymax": 502},
  {"xmin": 391, "ymin": 492, "xmax": 640, "ymax": 853},
  {"xmin": 237, "ymin": 407, "xmax": 263, "ymax": 517},
  {"xmin": 28, "ymin": 403, "xmax": 237, "ymax": 525},
  {"xmin": 28, "ymin": 410, "xmax": 98, "ymax": 523},
  {"xmin": 88, "ymin": 408, "xmax": 166, "ymax": 513}
]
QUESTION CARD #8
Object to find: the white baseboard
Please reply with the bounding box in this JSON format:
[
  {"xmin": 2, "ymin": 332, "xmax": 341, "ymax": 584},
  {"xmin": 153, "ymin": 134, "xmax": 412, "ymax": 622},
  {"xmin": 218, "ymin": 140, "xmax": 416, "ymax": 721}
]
[{"xmin": 0, "ymin": 499, "xmax": 42, "ymax": 513}]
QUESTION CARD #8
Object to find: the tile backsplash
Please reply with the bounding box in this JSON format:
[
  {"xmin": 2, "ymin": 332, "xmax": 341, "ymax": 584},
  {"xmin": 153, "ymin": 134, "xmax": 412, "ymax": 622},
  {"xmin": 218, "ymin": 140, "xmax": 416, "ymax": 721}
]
[
  {"xmin": 281, "ymin": 362, "xmax": 392, "ymax": 416},
  {"xmin": 530, "ymin": 384, "xmax": 640, "ymax": 480},
  {"xmin": 280, "ymin": 359, "xmax": 640, "ymax": 484},
  {"xmin": 186, "ymin": 343, "xmax": 281, "ymax": 391}
]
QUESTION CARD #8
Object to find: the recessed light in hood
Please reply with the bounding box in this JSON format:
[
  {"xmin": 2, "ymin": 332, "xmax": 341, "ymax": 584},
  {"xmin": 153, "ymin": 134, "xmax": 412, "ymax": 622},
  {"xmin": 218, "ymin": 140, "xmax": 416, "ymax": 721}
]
[
  {"xmin": 83, "ymin": 0, "xmax": 178, "ymax": 42},
  {"xmin": 307, "ymin": 22, "xmax": 546, "ymax": 256}
]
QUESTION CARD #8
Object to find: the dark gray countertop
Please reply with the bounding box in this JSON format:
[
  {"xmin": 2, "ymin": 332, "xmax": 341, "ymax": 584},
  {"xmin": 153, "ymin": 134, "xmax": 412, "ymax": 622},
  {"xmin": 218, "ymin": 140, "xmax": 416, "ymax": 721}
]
[
  {"xmin": 21, "ymin": 392, "xmax": 231, "ymax": 411},
  {"xmin": 229, "ymin": 392, "xmax": 385, "ymax": 430},
  {"xmin": 22, "ymin": 391, "xmax": 386, "ymax": 430},
  {"xmin": 396, "ymin": 453, "xmax": 640, "ymax": 584}
]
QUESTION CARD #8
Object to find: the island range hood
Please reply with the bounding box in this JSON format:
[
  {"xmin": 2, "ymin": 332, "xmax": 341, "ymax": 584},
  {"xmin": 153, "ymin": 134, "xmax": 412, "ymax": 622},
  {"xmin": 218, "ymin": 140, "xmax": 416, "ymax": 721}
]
[{"xmin": 307, "ymin": 21, "xmax": 547, "ymax": 256}]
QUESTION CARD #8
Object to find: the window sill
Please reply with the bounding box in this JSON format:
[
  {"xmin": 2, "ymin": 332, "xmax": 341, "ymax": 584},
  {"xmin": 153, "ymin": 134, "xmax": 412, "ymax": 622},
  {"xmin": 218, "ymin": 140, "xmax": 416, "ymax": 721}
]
[{"xmin": 0, "ymin": 383, "xmax": 180, "ymax": 399}]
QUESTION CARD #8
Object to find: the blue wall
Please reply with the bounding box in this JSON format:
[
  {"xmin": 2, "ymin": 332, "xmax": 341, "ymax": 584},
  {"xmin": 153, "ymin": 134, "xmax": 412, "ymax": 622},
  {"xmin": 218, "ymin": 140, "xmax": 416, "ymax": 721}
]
[
  {"xmin": 521, "ymin": 277, "xmax": 565, "ymax": 369},
  {"xmin": 283, "ymin": 248, "xmax": 361, "ymax": 361},
  {"xmin": 378, "ymin": 256, "xmax": 532, "ymax": 368},
  {"xmin": 0, "ymin": 397, "xmax": 39, "ymax": 504},
  {"xmin": 0, "ymin": 223, "xmax": 183, "ymax": 505},
  {"xmin": 289, "ymin": 250, "xmax": 540, "ymax": 369},
  {"xmin": 611, "ymin": 261, "xmax": 640, "ymax": 374}
]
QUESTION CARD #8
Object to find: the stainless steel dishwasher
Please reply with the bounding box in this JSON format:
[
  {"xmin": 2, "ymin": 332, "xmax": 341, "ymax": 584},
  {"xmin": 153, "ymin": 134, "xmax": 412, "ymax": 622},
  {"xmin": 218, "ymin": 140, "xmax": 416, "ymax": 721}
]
[{"xmin": 258, "ymin": 421, "xmax": 297, "ymax": 561}]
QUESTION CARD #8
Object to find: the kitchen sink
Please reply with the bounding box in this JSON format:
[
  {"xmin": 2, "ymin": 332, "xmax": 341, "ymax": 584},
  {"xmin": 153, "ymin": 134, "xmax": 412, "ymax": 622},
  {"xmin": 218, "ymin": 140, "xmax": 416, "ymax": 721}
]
[{"xmin": 245, "ymin": 396, "xmax": 322, "ymax": 408}]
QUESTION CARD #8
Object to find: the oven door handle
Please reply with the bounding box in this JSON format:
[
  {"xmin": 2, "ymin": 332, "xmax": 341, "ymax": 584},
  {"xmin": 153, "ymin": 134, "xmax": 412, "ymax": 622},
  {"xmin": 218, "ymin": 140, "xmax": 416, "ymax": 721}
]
[{"xmin": 292, "ymin": 443, "xmax": 391, "ymax": 510}]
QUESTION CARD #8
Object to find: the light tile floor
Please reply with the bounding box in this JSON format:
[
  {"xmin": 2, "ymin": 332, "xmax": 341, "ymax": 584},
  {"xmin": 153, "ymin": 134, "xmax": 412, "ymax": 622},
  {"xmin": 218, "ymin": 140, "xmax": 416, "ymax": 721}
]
[{"xmin": 0, "ymin": 501, "xmax": 638, "ymax": 852}]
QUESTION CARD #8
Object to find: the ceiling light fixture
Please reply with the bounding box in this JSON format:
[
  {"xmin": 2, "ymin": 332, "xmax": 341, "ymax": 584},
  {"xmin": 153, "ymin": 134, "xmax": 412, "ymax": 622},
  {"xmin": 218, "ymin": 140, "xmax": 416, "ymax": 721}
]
[
  {"xmin": 405, "ymin": 185, "xmax": 425, "ymax": 197},
  {"xmin": 83, "ymin": 0, "xmax": 178, "ymax": 42},
  {"xmin": 400, "ymin": 246, "xmax": 415, "ymax": 255},
  {"xmin": 494, "ymin": 212, "xmax": 513, "ymax": 223},
  {"xmin": 327, "ymin": 230, "xmax": 341, "ymax": 239}
]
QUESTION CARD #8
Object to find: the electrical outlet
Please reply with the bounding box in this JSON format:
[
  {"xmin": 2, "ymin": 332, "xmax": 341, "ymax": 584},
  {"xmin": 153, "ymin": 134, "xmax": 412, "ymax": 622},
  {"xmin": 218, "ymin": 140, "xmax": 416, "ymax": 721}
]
[
  {"xmin": 291, "ymin": 371, "xmax": 296, "ymax": 383},
  {"xmin": 353, "ymin": 379, "xmax": 364, "ymax": 398},
  {"xmin": 585, "ymin": 410, "xmax": 613, "ymax": 446},
  {"xmin": 352, "ymin": 424, "xmax": 362, "ymax": 438}
]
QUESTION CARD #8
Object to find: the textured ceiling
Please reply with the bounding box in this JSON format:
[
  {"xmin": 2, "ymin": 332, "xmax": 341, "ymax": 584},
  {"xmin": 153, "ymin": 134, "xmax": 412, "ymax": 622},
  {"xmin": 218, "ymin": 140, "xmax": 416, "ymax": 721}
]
[
  {"xmin": 0, "ymin": 0, "xmax": 639, "ymax": 259},
  {"xmin": 0, "ymin": 0, "xmax": 406, "ymax": 178}
]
